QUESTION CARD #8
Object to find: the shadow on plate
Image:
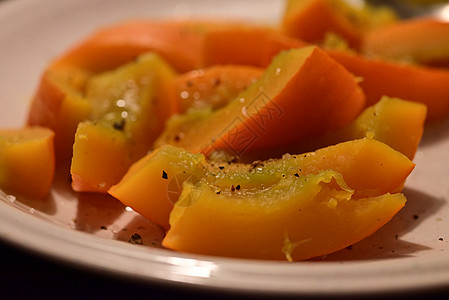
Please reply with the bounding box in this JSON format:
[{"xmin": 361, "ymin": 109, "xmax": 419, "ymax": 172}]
[
  {"xmin": 420, "ymin": 117, "xmax": 449, "ymax": 147},
  {"xmin": 314, "ymin": 187, "xmax": 445, "ymax": 261},
  {"xmin": 75, "ymin": 191, "xmax": 166, "ymax": 246}
]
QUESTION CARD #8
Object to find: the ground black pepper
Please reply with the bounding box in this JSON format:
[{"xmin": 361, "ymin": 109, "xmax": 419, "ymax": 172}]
[
  {"xmin": 113, "ymin": 119, "xmax": 126, "ymax": 131},
  {"xmin": 129, "ymin": 233, "xmax": 143, "ymax": 245}
]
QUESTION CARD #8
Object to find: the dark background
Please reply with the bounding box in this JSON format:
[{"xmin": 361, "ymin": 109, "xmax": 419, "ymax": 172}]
[{"xmin": 0, "ymin": 238, "xmax": 250, "ymax": 299}]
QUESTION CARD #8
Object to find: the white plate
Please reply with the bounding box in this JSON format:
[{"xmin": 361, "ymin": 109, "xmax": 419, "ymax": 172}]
[{"xmin": 1, "ymin": 0, "xmax": 449, "ymax": 296}]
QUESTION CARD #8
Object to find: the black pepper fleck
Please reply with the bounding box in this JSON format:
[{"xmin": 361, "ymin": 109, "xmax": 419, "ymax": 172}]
[
  {"xmin": 413, "ymin": 214, "xmax": 419, "ymax": 220},
  {"xmin": 439, "ymin": 237, "xmax": 444, "ymax": 241},
  {"xmin": 235, "ymin": 185, "xmax": 241, "ymax": 190},
  {"xmin": 113, "ymin": 119, "xmax": 126, "ymax": 131},
  {"xmin": 100, "ymin": 226, "xmax": 107, "ymax": 230},
  {"xmin": 129, "ymin": 233, "xmax": 143, "ymax": 245},
  {"xmin": 162, "ymin": 170, "xmax": 168, "ymax": 180},
  {"xmin": 249, "ymin": 160, "xmax": 264, "ymax": 170}
]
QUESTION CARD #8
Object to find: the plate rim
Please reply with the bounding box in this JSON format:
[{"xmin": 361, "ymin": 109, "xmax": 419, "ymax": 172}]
[{"xmin": 1, "ymin": 196, "xmax": 449, "ymax": 296}]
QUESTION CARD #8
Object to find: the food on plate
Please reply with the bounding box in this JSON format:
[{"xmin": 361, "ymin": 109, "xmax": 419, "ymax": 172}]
[
  {"xmin": 164, "ymin": 176, "xmax": 406, "ymax": 261},
  {"xmin": 155, "ymin": 46, "xmax": 365, "ymax": 157},
  {"xmin": 70, "ymin": 53, "xmax": 176, "ymax": 192},
  {"xmin": 328, "ymin": 50, "xmax": 449, "ymax": 121},
  {"xmin": 282, "ymin": 0, "xmax": 397, "ymax": 49},
  {"xmin": 172, "ymin": 65, "xmax": 264, "ymax": 113},
  {"xmin": 109, "ymin": 95, "xmax": 425, "ymax": 236},
  {"xmin": 26, "ymin": 20, "xmax": 223, "ymax": 162},
  {"xmin": 109, "ymin": 138, "xmax": 414, "ymax": 238},
  {"xmin": 110, "ymin": 138, "xmax": 412, "ymax": 260},
  {"xmin": 335, "ymin": 97, "xmax": 426, "ymax": 160},
  {"xmin": 362, "ymin": 17, "xmax": 449, "ymax": 67},
  {"xmin": 201, "ymin": 25, "xmax": 279, "ymax": 67},
  {"xmin": 108, "ymin": 145, "xmax": 206, "ymax": 230},
  {"xmin": 27, "ymin": 68, "xmax": 90, "ymax": 162},
  {"xmin": 18, "ymin": 0, "xmax": 449, "ymax": 260},
  {"xmin": 247, "ymin": 96, "xmax": 427, "ymax": 161},
  {"xmin": 47, "ymin": 20, "xmax": 220, "ymax": 73},
  {"xmin": 0, "ymin": 127, "xmax": 55, "ymax": 199}
]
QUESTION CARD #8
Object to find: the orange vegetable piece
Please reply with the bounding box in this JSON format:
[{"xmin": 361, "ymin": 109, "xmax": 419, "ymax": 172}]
[
  {"xmin": 362, "ymin": 17, "xmax": 449, "ymax": 68},
  {"xmin": 71, "ymin": 122, "xmax": 132, "ymax": 193},
  {"xmin": 164, "ymin": 178, "xmax": 406, "ymax": 261},
  {"xmin": 172, "ymin": 65, "xmax": 264, "ymax": 113},
  {"xmin": 108, "ymin": 146, "xmax": 206, "ymax": 230},
  {"xmin": 109, "ymin": 138, "xmax": 414, "ymax": 231},
  {"xmin": 202, "ymin": 25, "xmax": 278, "ymax": 66},
  {"xmin": 70, "ymin": 53, "xmax": 176, "ymax": 193},
  {"xmin": 202, "ymin": 24, "xmax": 310, "ymax": 67},
  {"xmin": 334, "ymin": 97, "xmax": 427, "ymax": 160},
  {"xmin": 155, "ymin": 46, "xmax": 365, "ymax": 157},
  {"xmin": 26, "ymin": 20, "xmax": 226, "ymax": 162},
  {"xmin": 0, "ymin": 127, "xmax": 55, "ymax": 199},
  {"xmin": 282, "ymin": 0, "xmax": 397, "ymax": 49},
  {"xmin": 53, "ymin": 20, "xmax": 216, "ymax": 73},
  {"xmin": 259, "ymin": 34, "xmax": 310, "ymax": 67},
  {"xmin": 160, "ymin": 138, "xmax": 412, "ymax": 260},
  {"xmin": 27, "ymin": 69, "xmax": 90, "ymax": 162},
  {"xmin": 283, "ymin": 0, "xmax": 362, "ymax": 48},
  {"xmin": 244, "ymin": 96, "xmax": 427, "ymax": 162},
  {"xmin": 27, "ymin": 20, "xmax": 280, "ymax": 162},
  {"xmin": 328, "ymin": 49, "xmax": 449, "ymax": 121}
]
